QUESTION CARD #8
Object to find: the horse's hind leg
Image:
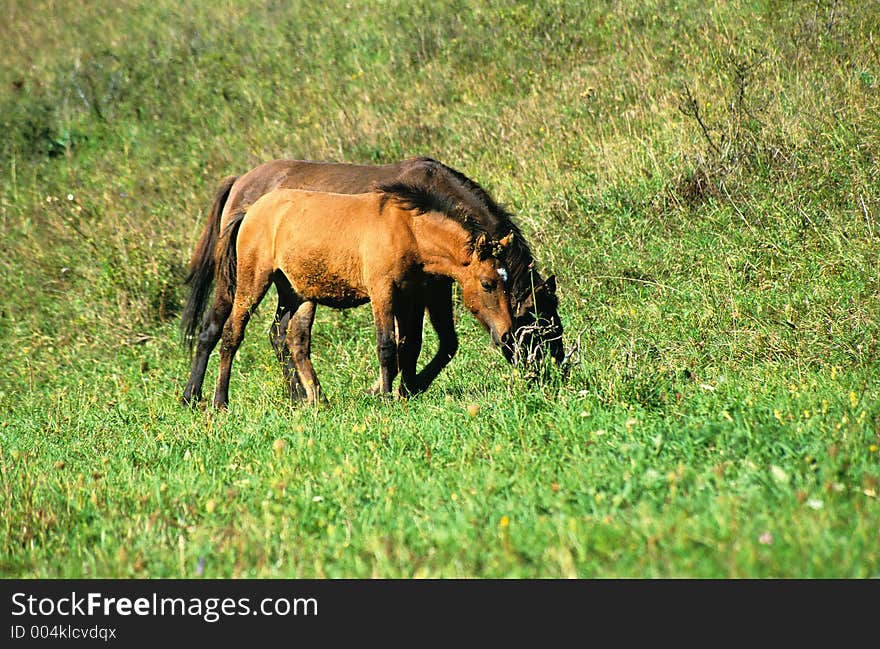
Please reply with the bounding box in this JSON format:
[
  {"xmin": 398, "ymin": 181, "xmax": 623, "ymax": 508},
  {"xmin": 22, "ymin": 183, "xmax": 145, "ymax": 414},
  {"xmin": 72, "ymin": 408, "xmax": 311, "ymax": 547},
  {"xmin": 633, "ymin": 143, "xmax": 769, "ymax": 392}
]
[
  {"xmin": 182, "ymin": 296, "xmax": 232, "ymax": 406},
  {"xmin": 412, "ymin": 276, "xmax": 458, "ymax": 393},
  {"xmin": 285, "ymin": 300, "xmax": 323, "ymax": 405},
  {"xmin": 213, "ymin": 267, "xmax": 273, "ymax": 410},
  {"xmin": 269, "ymin": 275, "xmax": 309, "ymax": 402}
]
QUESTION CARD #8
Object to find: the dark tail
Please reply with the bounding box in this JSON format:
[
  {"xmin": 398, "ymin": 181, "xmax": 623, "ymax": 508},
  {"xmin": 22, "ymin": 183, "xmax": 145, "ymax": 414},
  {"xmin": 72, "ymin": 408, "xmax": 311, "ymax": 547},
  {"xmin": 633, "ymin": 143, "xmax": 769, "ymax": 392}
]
[
  {"xmin": 180, "ymin": 175, "xmax": 238, "ymax": 352},
  {"xmin": 217, "ymin": 209, "xmax": 247, "ymax": 308}
]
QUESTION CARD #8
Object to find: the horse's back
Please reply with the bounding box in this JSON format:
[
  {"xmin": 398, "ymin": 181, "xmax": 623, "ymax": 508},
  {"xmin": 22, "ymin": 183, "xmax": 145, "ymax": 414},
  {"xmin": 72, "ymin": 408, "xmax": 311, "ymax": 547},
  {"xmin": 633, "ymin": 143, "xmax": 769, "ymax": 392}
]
[
  {"xmin": 221, "ymin": 159, "xmax": 413, "ymax": 226},
  {"xmin": 238, "ymin": 189, "xmax": 418, "ymax": 307},
  {"xmin": 238, "ymin": 188, "xmax": 371, "ymax": 250},
  {"xmin": 267, "ymin": 189, "xmax": 415, "ymax": 260}
]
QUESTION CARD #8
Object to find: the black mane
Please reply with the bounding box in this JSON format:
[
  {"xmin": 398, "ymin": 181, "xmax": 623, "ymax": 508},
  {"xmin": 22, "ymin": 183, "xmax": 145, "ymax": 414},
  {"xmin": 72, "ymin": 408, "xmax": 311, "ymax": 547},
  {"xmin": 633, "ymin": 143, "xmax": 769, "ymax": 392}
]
[
  {"xmin": 380, "ymin": 158, "xmax": 541, "ymax": 306},
  {"xmin": 377, "ymin": 181, "xmax": 486, "ymax": 243}
]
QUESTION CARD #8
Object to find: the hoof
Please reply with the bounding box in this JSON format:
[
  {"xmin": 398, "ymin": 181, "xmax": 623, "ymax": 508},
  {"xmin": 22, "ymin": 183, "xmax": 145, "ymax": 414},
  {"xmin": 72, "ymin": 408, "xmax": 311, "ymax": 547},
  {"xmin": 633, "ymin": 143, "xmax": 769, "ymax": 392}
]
[
  {"xmin": 397, "ymin": 381, "xmax": 427, "ymax": 399},
  {"xmin": 286, "ymin": 382, "xmax": 310, "ymax": 403},
  {"xmin": 181, "ymin": 392, "xmax": 201, "ymax": 408}
]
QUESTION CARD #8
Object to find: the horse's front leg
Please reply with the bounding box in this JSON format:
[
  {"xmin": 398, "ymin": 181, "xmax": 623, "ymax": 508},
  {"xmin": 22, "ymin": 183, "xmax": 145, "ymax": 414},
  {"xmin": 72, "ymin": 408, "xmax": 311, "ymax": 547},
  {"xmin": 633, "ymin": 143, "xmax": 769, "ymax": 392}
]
[
  {"xmin": 368, "ymin": 276, "xmax": 455, "ymax": 396},
  {"xmin": 412, "ymin": 276, "xmax": 458, "ymax": 393},
  {"xmin": 397, "ymin": 294, "xmax": 424, "ymax": 398},
  {"xmin": 370, "ymin": 287, "xmax": 399, "ymax": 395}
]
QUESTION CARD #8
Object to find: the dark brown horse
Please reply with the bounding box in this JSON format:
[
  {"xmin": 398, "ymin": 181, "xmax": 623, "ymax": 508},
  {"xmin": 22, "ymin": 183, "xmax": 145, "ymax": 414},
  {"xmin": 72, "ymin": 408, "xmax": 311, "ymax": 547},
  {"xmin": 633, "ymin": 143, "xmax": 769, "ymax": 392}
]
[
  {"xmin": 181, "ymin": 157, "xmax": 562, "ymax": 402},
  {"xmin": 185, "ymin": 184, "xmax": 514, "ymax": 407}
]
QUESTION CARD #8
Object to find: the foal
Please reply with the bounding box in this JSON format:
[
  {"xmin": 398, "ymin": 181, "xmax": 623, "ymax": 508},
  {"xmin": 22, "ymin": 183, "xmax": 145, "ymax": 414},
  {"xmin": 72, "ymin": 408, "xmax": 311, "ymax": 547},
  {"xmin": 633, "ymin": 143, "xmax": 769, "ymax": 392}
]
[
  {"xmin": 181, "ymin": 157, "xmax": 563, "ymax": 402},
  {"xmin": 192, "ymin": 184, "xmax": 514, "ymax": 408}
]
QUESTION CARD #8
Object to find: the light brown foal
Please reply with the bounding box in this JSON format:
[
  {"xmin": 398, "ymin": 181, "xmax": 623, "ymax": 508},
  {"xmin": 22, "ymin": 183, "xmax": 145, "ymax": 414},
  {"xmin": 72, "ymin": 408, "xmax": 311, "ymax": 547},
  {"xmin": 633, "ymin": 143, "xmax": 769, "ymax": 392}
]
[{"xmin": 204, "ymin": 185, "xmax": 514, "ymax": 408}]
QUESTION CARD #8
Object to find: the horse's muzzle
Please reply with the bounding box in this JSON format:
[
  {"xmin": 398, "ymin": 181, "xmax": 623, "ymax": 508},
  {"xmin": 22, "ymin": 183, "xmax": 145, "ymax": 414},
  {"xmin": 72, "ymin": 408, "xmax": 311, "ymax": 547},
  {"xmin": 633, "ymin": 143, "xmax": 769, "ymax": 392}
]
[{"xmin": 498, "ymin": 331, "xmax": 515, "ymax": 361}]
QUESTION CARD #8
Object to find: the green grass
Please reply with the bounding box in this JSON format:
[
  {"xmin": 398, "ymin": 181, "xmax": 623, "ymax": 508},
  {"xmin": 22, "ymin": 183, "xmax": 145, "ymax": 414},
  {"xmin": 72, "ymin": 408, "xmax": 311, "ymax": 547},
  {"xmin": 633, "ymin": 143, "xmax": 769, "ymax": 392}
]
[{"xmin": 1, "ymin": 0, "xmax": 878, "ymax": 577}]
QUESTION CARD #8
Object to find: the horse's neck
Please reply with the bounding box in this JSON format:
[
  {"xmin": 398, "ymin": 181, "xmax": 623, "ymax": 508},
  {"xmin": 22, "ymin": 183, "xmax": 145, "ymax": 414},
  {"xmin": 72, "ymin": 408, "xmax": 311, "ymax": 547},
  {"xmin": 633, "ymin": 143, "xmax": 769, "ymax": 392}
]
[{"xmin": 409, "ymin": 214, "xmax": 471, "ymax": 280}]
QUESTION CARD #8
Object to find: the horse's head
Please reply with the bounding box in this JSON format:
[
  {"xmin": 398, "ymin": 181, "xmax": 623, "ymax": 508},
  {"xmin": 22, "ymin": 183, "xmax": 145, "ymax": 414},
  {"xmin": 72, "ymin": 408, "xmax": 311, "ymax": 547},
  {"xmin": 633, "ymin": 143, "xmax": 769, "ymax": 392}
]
[
  {"xmin": 511, "ymin": 274, "xmax": 564, "ymax": 369},
  {"xmin": 460, "ymin": 233, "xmax": 514, "ymax": 355}
]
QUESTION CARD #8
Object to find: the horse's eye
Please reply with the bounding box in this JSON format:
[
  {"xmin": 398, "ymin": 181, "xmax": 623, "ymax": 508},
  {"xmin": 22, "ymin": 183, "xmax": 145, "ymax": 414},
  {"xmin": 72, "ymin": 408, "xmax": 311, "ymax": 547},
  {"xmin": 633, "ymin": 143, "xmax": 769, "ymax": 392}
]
[{"xmin": 481, "ymin": 279, "xmax": 496, "ymax": 292}]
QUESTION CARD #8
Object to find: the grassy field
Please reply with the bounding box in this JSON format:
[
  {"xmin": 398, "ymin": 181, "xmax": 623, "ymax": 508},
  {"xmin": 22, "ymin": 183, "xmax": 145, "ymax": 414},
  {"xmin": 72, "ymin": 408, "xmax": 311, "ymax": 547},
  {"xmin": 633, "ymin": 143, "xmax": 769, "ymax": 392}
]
[{"xmin": 1, "ymin": 0, "xmax": 878, "ymax": 577}]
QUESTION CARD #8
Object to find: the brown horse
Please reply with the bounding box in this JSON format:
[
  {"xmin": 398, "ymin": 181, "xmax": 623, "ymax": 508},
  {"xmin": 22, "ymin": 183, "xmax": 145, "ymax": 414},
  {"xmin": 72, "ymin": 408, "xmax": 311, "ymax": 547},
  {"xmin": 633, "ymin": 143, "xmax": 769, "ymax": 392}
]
[
  {"xmin": 181, "ymin": 157, "xmax": 562, "ymax": 402},
  {"xmin": 185, "ymin": 183, "xmax": 514, "ymax": 408}
]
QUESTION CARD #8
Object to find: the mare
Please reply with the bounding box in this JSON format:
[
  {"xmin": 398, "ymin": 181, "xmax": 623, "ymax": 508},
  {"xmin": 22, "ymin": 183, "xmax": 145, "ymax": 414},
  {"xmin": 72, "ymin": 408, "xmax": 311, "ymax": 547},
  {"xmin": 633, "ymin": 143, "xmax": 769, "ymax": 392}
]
[
  {"xmin": 181, "ymin": 157, "xmax": 562, "ymax": 402},
  {"xmin": 183, "ymin": 183, "xmax": 514, "ymax": 407}
]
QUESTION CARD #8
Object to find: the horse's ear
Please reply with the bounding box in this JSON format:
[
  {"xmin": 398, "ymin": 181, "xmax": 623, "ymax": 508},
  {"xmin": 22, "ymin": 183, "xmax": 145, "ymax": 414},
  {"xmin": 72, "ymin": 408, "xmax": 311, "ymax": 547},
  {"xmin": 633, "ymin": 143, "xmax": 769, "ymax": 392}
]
[
  {"xmin": 515, "ymin": 291, "xmax": 535, "ymax": 318},
  {"xmin": 473, "ymin": 233, "xmax": 491, "ymax": 259}
]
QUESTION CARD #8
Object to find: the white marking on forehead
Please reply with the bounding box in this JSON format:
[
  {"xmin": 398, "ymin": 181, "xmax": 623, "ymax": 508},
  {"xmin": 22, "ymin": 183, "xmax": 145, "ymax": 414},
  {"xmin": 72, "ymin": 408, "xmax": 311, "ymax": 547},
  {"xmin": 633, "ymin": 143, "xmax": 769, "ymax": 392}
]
[{"xmin": 497, "ymin": 267, "xmax": 508, "ymax": 282}]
